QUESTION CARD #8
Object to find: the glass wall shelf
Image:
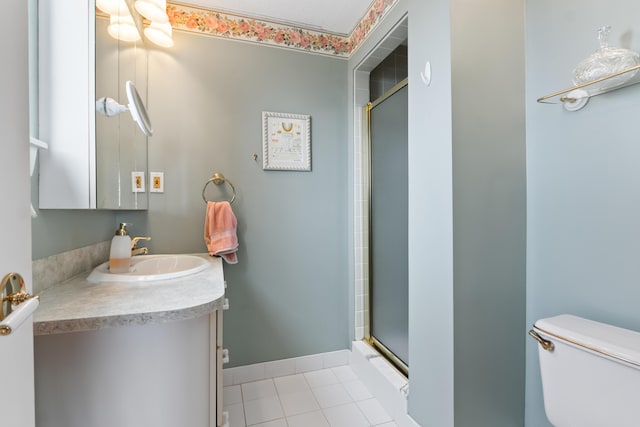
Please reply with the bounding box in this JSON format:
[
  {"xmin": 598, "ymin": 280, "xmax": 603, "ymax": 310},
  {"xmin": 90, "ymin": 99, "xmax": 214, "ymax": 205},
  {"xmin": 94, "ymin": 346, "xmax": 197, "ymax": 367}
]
[{"xmin": 537, "ymin": 63, "xmax": 640, "ymax": 111}]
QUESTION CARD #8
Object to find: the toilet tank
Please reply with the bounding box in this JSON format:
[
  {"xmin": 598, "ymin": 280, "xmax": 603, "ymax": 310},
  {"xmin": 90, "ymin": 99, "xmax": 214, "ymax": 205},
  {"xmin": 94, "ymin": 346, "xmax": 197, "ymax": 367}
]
[{"xmin": 532, "ymin": 315, "xmax": 640, "ymax": 427}]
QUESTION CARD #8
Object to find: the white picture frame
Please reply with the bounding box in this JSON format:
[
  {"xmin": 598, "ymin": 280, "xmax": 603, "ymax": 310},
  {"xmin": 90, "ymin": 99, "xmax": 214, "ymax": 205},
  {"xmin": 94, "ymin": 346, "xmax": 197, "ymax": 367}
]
[{"xmin": 262, "ymin": 111, "xmax": 311, "ymax": 171}]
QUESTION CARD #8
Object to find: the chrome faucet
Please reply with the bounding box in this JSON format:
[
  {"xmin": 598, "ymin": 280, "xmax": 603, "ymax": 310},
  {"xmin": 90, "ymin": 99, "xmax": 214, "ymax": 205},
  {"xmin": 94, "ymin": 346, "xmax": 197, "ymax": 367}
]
[{"xmin": 131, "ymin": 236, "xmax": 151, "ymax": 256}]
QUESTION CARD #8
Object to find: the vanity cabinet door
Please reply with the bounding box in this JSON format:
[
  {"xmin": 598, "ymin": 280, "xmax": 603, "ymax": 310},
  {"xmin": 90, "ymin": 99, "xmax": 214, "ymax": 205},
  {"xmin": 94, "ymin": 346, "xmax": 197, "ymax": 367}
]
[{"xmin": 35, "ymin": 316, "xmax": 212, "ymax": 426}]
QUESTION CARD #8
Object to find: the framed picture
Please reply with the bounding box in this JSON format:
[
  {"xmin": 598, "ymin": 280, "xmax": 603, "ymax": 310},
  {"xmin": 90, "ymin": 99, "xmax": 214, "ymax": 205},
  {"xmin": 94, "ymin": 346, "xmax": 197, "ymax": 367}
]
[{"xmin": 262, "ymin": 111, "xmax": 311, "ymax": 171}]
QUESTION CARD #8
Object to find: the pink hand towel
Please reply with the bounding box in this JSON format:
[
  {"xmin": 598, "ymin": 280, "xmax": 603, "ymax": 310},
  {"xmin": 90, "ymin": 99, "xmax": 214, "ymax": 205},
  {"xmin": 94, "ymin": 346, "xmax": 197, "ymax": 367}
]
[{"xmin": 204, "ymin": 201, "xmax": 238, "ymax": 264}]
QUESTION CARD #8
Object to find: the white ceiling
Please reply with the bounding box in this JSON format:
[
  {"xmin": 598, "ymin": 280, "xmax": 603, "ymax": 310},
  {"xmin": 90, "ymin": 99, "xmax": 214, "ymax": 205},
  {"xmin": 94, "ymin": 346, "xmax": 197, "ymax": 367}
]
[{"xmin": 181, "ymin": 0, "xmax": 374, "ymax": 35}]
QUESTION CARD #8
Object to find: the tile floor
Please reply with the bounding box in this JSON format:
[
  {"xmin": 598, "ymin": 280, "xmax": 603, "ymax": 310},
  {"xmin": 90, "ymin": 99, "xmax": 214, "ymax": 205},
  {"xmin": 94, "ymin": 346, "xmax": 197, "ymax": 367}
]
[{"xmin": 224, "ymin": 365, "xmax": 397, "ymax": 427}]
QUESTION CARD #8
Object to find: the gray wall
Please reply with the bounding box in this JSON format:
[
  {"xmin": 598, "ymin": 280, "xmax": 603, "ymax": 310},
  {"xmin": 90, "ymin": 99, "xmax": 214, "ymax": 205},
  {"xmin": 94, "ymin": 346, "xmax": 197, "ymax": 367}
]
[
  {"xmin": 406, "ymin": 0, "xmax": 456, "ymax": 422},
  {"xmin": 450, "ymin": 0, "xmax": 526, "ymax": 425},
  {"xmin": 116, "ymin": 32, "xmax": 350, "ymax": 366},
  {"xmin": 409, "ymin": 0, "xmax": 527, "ymax": 424},
  {"xmin": 525, "ymin": 1, "xmax": 640, "ymax": 426},
  {"xmin": 31, "ymin": 205, "xmax": 115, "ymax": 260}
]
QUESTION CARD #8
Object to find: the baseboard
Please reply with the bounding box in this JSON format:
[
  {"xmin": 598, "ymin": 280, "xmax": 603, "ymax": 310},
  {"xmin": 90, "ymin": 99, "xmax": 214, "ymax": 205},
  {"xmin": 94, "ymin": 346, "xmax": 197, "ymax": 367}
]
[{"xmin": 222, "ymin": 349, "xmax": 350, "ymax": 386}]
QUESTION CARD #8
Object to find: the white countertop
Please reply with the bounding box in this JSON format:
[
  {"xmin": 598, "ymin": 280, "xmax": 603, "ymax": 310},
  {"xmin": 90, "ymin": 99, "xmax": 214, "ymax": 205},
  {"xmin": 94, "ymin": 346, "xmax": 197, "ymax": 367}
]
[{"xmin": 34, "ymin": 254, "xmax": 225, "ymax": 336}]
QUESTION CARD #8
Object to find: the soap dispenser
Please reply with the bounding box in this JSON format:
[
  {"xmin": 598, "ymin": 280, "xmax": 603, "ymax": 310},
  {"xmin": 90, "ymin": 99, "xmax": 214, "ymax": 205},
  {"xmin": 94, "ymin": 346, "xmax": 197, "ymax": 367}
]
[{"xmin": 109, "ymin": 223, "xmax": 132, "ymax": 273}]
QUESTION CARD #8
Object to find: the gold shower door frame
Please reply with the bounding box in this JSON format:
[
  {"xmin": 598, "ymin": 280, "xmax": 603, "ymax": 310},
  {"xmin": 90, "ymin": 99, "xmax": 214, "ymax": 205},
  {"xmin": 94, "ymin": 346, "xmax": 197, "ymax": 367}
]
[{"xmin": 363, "ymin": 77, "xmax": 409, "ymax": 378}]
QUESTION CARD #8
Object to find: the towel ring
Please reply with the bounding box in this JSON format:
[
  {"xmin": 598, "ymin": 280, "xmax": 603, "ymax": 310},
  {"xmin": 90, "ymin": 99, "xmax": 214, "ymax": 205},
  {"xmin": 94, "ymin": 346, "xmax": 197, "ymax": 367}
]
[{"xmin": 202, "ymin": 173, "xmax": 236, "ymax": 204}]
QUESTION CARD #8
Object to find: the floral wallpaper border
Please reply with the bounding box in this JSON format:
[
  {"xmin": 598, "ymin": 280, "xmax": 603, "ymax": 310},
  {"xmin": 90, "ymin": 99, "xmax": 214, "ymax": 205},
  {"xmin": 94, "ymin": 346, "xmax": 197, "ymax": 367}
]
[{"xmin": 167, "ymin": 0, "xmax": 398, "ymax": 58}]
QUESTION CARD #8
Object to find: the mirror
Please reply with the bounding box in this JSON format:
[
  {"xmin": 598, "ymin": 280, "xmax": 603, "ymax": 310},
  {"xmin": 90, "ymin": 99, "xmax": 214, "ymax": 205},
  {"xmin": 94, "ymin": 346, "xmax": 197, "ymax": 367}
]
[{"xmin": 95, "ymin": 14, "xmax": 149, "ymax": 210}]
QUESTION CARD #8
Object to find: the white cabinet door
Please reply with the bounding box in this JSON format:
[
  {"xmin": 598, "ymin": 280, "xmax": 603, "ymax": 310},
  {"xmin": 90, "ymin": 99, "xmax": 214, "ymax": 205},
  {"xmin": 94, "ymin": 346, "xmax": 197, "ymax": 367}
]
[
  {"xmin": 0, "ymin": 0, "xmax": 35, "ymax": 426},
  {"xmin": 35, "ymin": 316, "xmax": 213, "ymax": 426},
  {"xmin": 38, "ymin": 0, "xmax": 95, "ymax": 209}
]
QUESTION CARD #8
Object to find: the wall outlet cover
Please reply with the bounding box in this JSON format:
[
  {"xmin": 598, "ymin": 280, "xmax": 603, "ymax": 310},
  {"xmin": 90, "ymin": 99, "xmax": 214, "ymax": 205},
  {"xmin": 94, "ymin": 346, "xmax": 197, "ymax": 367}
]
[
  {"xmin": 150, "ymin": 172, "xmax": 164, "ymax": 193},
  {"xmin": 131, "ymin": 171, "xmax": 145, "ymax": 193}
]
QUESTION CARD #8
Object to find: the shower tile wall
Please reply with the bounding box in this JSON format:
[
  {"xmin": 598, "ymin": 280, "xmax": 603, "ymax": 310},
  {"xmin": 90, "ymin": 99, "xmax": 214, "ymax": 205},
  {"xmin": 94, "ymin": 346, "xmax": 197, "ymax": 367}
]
[
  {"xmin": 369, "ymin": 45, "xmax": 407, "ymax": 101},
  {"xmin": 354, "ymin": 70, "xmax": 370, "ymax": 341}
]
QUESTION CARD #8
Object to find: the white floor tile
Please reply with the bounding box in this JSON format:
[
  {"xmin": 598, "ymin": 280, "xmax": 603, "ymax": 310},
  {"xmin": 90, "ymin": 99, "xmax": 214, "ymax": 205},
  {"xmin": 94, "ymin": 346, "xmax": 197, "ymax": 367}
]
[
  {"xmin": 304, "ymin": 369, "xmax": 340, "ymax": 388},
  {"xmin": 274, "ymin": 374, "xmax": 309, "ymax": 395},
  {"xmin": 244, "ymin": 395, "xmax": 285, "ymax": 426},
  {"xmin": 343, "ymin": 379, "xmax": 373, "ymax": 401},
  {"xmin": 224, "ymin": 402, "xmax": 245, "ymax": 427},
  {"xmin": 323, "ymin": 403, "xmax": 370, "ymax": 427},
  {"xmin": 287, "ymin": 410, "xmax": 330, "ymax": 427},
  {"xmin": 224, "ymin": 385, "xmax": 243, "ymax": 405},
  {"xmin": 312, "ymin": 383, "xmax": 353, "ymax": 408},
  {"xmin": 242, "ymin": 379, "xmax": 278, "ymax": 402},
  {"xmin": 229, "ymin": 358, "xmax": 398, "ymax": 427},
  {"xmin": 357, "ymin": 398, "xmax": 393, "ymax": 425},
  {"xmin": 279, "ymin": 389, "xmax": 320, "ymax": 417},
  {"xmin": 250, "ymin": 419, "xmax": 288, "ymax": 427},
  {"xmin": 331, "ymin": 366, "xmax": 358, "ymax": 383}
]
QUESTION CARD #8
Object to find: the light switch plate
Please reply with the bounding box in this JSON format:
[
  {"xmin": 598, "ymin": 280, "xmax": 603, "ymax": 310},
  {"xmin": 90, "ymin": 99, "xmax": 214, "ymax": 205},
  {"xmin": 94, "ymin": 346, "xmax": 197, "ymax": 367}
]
[
  {"xmin": 131, "ymin": 171, "xmax": 145, "ymax": 193},
  {"xmin": 150, "ymin": 172, "xmax": 164, "ymax": 193}
]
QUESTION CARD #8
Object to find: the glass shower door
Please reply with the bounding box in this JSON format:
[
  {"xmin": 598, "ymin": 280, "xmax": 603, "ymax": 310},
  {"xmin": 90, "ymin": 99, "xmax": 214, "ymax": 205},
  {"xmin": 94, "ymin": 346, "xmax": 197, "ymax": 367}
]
[{"xmin": 367, "ymin": 79, "xmax": 408, "ymax": 373}]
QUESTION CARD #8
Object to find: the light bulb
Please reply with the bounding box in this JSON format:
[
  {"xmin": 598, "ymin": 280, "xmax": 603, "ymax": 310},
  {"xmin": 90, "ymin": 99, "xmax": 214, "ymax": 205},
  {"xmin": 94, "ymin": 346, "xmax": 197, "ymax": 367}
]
[
  {"xmin": 135, "ymin": 0, "xmax": 168, "ymax": 24},
  {"xmin": 108, "ymin": 14, "xmax": 141, "ymax": 42},
  {"xmin": 144, "ymin": 21, "xmax": 174, "ymax": 47}
]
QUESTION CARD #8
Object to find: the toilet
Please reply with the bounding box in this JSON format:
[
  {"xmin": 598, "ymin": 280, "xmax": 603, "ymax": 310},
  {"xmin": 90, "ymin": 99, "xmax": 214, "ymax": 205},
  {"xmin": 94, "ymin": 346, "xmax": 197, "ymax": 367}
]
[{"xmin": 530, "ymin": 314, "xmax": 640, "ymax": 427}]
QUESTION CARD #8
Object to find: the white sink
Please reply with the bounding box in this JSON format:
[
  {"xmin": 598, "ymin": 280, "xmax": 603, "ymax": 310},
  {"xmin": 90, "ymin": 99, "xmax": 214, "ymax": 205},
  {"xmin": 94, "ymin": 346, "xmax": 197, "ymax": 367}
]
[{"xmin": 87, "ymin": 254, "xmax": 210, "ymax": 283}]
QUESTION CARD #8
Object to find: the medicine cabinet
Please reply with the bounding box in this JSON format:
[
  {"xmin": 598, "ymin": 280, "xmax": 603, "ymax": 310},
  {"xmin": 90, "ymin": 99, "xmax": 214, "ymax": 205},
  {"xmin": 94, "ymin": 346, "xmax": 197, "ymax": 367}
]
[{"xmin": 37, "ymin": 0, "xmax": 148, "ymax": 210}]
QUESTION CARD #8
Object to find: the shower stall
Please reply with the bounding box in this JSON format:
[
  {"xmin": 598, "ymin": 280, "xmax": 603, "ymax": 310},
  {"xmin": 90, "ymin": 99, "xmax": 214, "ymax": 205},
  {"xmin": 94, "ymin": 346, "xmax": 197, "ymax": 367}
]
[{"xmin": 365, "ymin": 76, "xmax": 408, "ymax": 375}]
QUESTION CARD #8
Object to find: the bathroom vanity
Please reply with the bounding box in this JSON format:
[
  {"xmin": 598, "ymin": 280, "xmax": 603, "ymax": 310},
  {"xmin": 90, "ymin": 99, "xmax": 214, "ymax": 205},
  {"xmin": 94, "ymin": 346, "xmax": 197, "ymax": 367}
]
[{"xmin": 33, "ymin": 255, "xmax": 225, "ymax": 427}]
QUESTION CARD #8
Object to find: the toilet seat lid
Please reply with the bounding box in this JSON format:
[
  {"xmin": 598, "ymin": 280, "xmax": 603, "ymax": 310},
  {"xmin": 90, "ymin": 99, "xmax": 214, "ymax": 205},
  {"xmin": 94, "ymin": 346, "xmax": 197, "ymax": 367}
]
[{"xmin": 534, "ymin": 314, "xmax": 640, "ymax": 368}]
